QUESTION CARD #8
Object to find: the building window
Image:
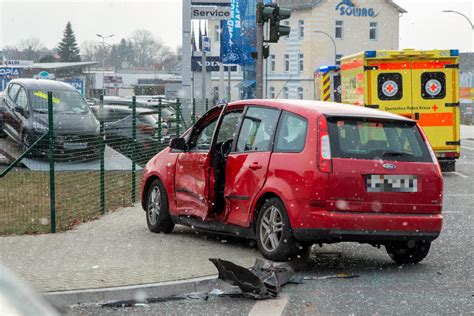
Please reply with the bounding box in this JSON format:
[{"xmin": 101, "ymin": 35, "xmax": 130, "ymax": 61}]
[
  {"xmin": 284, "ymin": 21, "xmax": 290, "ymax": 39},
  {"xmin": 214, "ymin": 25, "xmax": 220, "ymax": 42},
  {"xmin": 298, "ymin": 20, "xmax": 304, "ymax": 39},
  {"xmin": 270, "ymin": 54, "xmax": 275, "ymax": 72},
  {"xmin": 269, "ymin": 87, "xmax": 275, "ymax": 99},
  {"xmin": 283, "ymin": 87, "xmax": 289, "ymax": 99},
  {"xmin": 335, "ymin": 20, "xmax": 343, "ymax": 39},
  {"xmin": 298, "ymin": 54, "xmax": 304, "ymax": 72},
  {"xmin": 297, "ymin": 87, "xmax": 304, "ymax": 99},
  {"xmin": 369, "ymin": 22, "xmax": 378, "ymax": 40},
  {"xmin": 335, "ymin": 54, "xmax": 343, "ymax": 66},
  {"xmin": 284, "ymin": 54, "xmax": 290, "ymax": 72}
]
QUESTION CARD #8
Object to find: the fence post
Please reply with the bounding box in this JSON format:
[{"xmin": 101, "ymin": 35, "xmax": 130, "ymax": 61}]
[
  {"xmin": 131, "ymin": 96, "xmax": 137, "ymax": 205},
  {"xmin": 157, "ymin": 97, "xmax": 162, "ymax": 151},
  {"xmin": 192, "ymin": 98, "xmax": 196, "ymax": 125},
  {"xmin": 47, "ymin": 92, "xmax": 56, "ymax": 233},
  {"xmin": 99, "ymin": 94, "xmax": 105, "ymax": 214},
  {"xmin": 176, "ymin": 98, "xmax": 181, "ymax": 137}
]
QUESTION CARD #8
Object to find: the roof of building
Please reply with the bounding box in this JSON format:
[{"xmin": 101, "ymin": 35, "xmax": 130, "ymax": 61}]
[
  {"xmin": 12, "ymin": 61, "xmax": 98, "ymax": 70},
  {"xmin": 276, "ymin": 0, "xmax": 407, "ymax": 13}
]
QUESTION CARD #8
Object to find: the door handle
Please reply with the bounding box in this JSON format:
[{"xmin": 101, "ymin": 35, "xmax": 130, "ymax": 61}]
[{"xmin": 249, "ymin": 162, "xmax": 263, "ymax": 170}]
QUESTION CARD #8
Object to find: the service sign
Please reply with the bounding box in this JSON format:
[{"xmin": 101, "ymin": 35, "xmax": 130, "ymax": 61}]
[
  {"xmin": 191, "ymin": 0, "xmax": 230, "ymax": 4},
  {"xmin": 191, "ymin": 5, "xmax": 231, "ymax": 20}
]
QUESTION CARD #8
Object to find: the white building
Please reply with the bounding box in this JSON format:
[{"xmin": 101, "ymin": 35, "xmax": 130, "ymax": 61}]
[{"xmin": 208, "ymin": 0, "xmax": 406, "ymax": 101}]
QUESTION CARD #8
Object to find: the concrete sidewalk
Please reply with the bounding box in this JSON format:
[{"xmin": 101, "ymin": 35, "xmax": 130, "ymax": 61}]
[{"xmin": 0, "ymin": 205, "xmax": 261, "ymax": 292}]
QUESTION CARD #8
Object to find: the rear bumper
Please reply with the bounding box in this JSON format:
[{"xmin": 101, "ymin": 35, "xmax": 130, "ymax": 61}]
[
  {"xmin": 293, "ymin": 228, "xmax": 440, "ymax": 243},
  {"xmin": 293, "ymin": 211, "xmax": 442, "ymax": 243}
]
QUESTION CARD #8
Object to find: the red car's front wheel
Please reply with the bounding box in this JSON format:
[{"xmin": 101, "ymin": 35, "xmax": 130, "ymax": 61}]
[{"xmin": 145, "ymin": 178, "xmax": 175, "ymax": 234}]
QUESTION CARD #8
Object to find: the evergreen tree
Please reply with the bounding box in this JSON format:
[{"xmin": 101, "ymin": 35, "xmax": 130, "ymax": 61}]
[{"xmin": 57, "ymin": 22, "xmax": 81, "ymax": 62}]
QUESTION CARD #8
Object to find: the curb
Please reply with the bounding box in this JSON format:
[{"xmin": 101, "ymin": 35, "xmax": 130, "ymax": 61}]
[{"xmin": 44, "ymin": 275, "xmax": 222, "ymax": 308}]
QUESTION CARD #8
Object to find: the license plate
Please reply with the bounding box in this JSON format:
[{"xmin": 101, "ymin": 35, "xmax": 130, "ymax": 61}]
[
  {"xmin": 63, "ymin": 142, "xmax": 88, "ymax": 150},
  {"xmin": 366, "ymin": 175, "xmax": 417, "ymax": 193}
]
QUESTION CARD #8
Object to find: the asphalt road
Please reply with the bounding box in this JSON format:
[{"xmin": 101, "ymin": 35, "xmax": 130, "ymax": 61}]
[{"xmin": 70, "ymin": 139, "xmax": 474, "ymax": 315}]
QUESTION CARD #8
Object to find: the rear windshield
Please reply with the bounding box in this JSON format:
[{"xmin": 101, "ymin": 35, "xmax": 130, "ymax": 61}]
[{"xmin": 327, "ymin": 117, "xmax": 432, "ymax": 162}]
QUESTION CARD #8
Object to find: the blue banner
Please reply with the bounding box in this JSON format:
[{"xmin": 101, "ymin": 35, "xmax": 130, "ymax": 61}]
[
  {"xmin": 220, "ymin": 0, "xmax": 256, "ymax": 66},
  {"xmin": 60, "ymin": 79, "xmax": 85, "ymax": 96}
]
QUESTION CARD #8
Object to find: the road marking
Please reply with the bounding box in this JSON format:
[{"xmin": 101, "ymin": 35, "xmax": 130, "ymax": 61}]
[
  {"xmin": 445, "ymin": 194, "xmax": 474, "ymax": 197},
  {"xmin": 451, "ymin": 172, "xmax": 469, "ymax": 178},
  {"xmin": 443, "ymin": 211, "xmax": 462, "ymax": 214},
  {"xmin": 461, "ymin": 146, "xmax": 474, "ymax": 151},
  {"xmin": 249, "ymin": 294, "xmax": 289, "ymax": 316}
]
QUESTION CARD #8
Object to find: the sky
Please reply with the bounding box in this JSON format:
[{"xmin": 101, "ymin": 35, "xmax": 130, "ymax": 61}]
[{"xmin": 0, "ymin": 0, "xmax": 472, "ymax": 53}]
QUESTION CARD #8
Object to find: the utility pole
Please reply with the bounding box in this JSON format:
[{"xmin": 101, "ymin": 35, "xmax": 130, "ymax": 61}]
[{"xmin": 256, "ymin": 1, "xmax": 264, "ymax": 99}]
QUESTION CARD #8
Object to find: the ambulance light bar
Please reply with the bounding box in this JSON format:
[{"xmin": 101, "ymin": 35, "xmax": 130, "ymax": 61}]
[
  {"xmin": 365, "ymin": 50, "xmax": 377, "ymax": 58},
  {"xmin": 450, "ymin": 49, "xmax": 459, "ymax": 56}
]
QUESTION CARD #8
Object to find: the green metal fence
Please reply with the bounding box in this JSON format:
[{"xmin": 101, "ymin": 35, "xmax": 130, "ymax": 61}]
[{"xmin": 0, "ymin": 93, "xmax": 213, "ymax": 235}]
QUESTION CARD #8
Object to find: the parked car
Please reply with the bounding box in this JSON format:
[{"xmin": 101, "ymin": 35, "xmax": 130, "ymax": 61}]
[
  {"xmin": 141, "ymin": 99, "xmax": 443, "ymax": 263},
  {"xmin": 90, "ymin": 104, "xmax": 172, "ymax": 160},
  {"xmin": 0, "ymin": 79, "xmax": 100, "ymax": 160}
]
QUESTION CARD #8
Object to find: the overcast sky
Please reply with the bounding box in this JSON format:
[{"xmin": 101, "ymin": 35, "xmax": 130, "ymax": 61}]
[{"xmin": 0, "ymin": 0, "xmax": 472, "ymax": 53}]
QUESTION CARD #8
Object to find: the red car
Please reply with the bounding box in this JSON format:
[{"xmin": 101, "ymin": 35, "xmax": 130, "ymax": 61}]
[{"xmin": 141, "ymin": 100, "xmax": 443, "ymax": 263}]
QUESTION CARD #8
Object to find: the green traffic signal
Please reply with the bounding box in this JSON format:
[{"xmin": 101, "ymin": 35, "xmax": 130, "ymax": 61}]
[{"xmin": 268, "ymin": 5, "xmax": 291, "ymax": 43}]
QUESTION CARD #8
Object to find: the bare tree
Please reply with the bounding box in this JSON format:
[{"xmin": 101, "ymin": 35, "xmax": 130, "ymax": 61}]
[
  {"xmin": 130, "ymin": 29, "xmax": 172, "ymax": 67},
  {"xmin": 17, "ymin": 37, "xmax": 44, "ymax": 61},
  {"xmin": 80, "ymin": 41, "xmax": 99, "ymax": 61}
]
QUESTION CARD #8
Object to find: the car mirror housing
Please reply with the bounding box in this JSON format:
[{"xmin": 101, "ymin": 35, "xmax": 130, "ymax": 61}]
[{"xmin": 169, "ymin": 137, "xmax": 187, "ymax": 151}]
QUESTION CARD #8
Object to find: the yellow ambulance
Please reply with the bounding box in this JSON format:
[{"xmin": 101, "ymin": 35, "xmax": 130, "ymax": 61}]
[{"xmin": 340, "ymin": 49, "xmax": 460, "ymax": 171}]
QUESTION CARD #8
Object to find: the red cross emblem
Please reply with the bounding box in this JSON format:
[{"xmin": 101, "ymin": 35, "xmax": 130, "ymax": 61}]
[
  {"xmin": 432, "ymin": 104, "xmax": 438, "ymax": 111},
  {"xmin": 430, "ymin": 83, "xmax": 438, "ymax": 92},
  {"xmin": 385, "ymin": 84, "xmax": 394, "ymax": 93}
]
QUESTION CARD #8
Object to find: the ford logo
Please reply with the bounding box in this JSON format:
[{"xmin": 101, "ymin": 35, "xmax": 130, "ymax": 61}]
[{"xmin": 383, "ymin": 163, "xmax": 397, "ymax": 170}]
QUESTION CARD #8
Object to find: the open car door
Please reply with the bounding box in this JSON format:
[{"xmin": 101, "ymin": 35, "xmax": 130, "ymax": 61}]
[{"xmin": 174, "ymin": 104, "xmax": 227, "ymax": 220}]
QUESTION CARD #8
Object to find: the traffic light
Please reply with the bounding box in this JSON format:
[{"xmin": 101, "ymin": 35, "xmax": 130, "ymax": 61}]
[
  {"xmin": 256, "ymin": 3, "xmax": 277, "ymax": 25},
  {"xmin": 268, "ymin": 6, "xmax": 291, "ymax": 43}
]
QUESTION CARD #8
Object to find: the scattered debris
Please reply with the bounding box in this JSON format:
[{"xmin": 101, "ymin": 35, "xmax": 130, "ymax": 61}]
[
  {"xmin": 303, "ymin": 273, "xmax": 359, "ymax": 280},
  {"xmin": 209, "ymin": 258, "xmax": 297, "ymax": 299}
]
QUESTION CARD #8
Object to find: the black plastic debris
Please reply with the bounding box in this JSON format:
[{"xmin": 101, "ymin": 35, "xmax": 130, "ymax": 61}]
[{"xmin": 209, "ymin": 258, "xmax": 296, "ymax": 299}]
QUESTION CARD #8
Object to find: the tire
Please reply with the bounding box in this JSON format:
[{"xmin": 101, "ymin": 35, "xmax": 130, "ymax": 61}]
[
  {"xmin": 440, "ymin": 160, "xmax": 455, "ymax": 172},
  {"xmin": 145, "ymin": 178, "xmax": 175, "ymax": 233},
  {"xmin": 385, "ymin": 240, "xmax": 431, "ymax": 264},
  {"xmin": 256, "ymin": 198, "xmax": 298, "ymax": 261}
]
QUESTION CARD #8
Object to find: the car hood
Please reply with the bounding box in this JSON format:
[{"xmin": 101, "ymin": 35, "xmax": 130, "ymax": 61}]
[{"xmin": 33, "ymin": 112, "xmax": 99, "ymax": 135}]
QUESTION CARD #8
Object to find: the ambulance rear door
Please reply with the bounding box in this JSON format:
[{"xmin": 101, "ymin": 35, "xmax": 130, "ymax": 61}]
[{"xmin": 410, "ymin": 56, "xmax": 460, "ymax": 155}]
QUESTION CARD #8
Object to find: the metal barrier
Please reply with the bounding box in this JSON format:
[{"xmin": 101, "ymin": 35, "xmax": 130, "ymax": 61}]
[{"xmin": 0, "ymin": 93, "xmax": 216, "ymax": 235}]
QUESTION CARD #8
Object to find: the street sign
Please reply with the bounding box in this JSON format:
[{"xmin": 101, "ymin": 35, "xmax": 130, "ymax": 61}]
[
  {"xmin": 202, "ymin": 36, "xmax": 211, "ymax": 53},
  {"xmin": 191, "ymin": 5, "xmax": 231, "ymax": 20},
  {"xmin": 191, "ymin": 0, "xmax": 230, "ymax": 4},
  {"xmin": 191, "ymin": 56, "xmax": 237, "ymax": 72}
]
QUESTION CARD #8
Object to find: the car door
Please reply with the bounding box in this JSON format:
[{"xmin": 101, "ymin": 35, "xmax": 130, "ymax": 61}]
[
  {"xmin": 224, "ymin": 106, "xmax": 280, "ymax": 227},
  {"xmin": 174, "ymin": 106, "xmax": 223, "ymax": 220},
  {"xmin": 3, "ymin": 84, "xmax": 26, "ymax": 142}
]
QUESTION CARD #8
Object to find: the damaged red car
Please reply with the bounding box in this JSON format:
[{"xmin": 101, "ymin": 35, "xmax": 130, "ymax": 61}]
[{"xmin": 141, "ymin": 100, "xmax": 443, "ymax": 263}]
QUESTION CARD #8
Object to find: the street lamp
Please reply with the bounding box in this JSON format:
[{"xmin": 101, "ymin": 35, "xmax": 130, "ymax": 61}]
[
  {"xmin": 314, "ymin": 31, "xmax": 337, "ymax": 65},
  {"xmin": 442, "ymin": 10, "xmax": 473, "ymax": 51},
  {"xmin": 96, "ymin": 34, "xmax": 114, "ymax": 97}
]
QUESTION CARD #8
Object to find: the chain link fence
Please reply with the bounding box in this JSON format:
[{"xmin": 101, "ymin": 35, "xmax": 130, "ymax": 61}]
[{"xmin": 0, "ymin": 92, "xmax": 213, "ymax": 235}]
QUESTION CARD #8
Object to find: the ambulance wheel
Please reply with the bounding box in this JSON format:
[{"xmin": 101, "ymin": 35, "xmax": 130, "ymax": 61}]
[{"xmin": 440, "ymin": 160, "xmax": 455, "ymax": 172}]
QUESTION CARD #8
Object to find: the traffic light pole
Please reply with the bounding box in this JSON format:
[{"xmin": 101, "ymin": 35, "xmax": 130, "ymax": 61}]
[{"xmin": 256, "ymin": 0, "xmax": 264, "ymax": 99}]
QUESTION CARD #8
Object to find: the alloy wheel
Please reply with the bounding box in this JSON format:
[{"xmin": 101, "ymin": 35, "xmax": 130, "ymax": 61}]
[
  {"xmin": 259, "ymin": 205, "xmax": 284, "ymax": 252},
  {"xmin": 147, "ymin": 186, "xmax": 161, "ymax": 225}
]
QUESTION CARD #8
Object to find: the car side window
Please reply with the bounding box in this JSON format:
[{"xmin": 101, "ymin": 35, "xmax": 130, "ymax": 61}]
[
  {"xmin": 274, "ymin": 112, "xmax": 308, "ymax": 153},
  {"xmin": 193, "ymin": 119, "xmax": 217, "ymax": 151},
  {"xmin": 236, "ymin": 107, "xmax": 279, "ymax": 152},
  {"xmin": 216, "ymin": 111, "xmax": 243, "ymax": 143},
  {"xmin": 8, "ymin": 84, "xmax": 21, "ymax": 102},
  {"xmin": 15, "ymin": 87, "xmax": 28, "ymax": 109}
]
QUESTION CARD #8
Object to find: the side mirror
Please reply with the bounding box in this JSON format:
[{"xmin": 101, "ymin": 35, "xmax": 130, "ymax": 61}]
[{"xmin": 169, "ymin": 137, "xmax": 187, "ymax": 151}]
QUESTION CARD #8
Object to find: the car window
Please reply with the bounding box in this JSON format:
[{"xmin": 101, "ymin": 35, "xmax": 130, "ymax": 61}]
[
  {"xmin": 194, "ymin": 119, "xmax": 217, "ymax": 151},
  {"xmin": 29, "ymin": 89, "xmax": 90, "ymax": 114},
  {"xmin": 274, "ymin": 111, "xmax": 308, "ymax": 153},
  {"xmin": 15, "ymin": 88, "xmax": 28, "ymax": 109},
  {"xmin": 327, "ymin": 118, "xmax": 432, "ymax": 162},
  {"xmin": 216, "ymin": 111, "xmax": 242, "ymax": 143},
  {"xmin": 8, "ymin": 84, "xmax": 21, "ymax": 102},
  {"xmin": 236, "ymin": 107, "xmax": 279, "ymax": 152}
]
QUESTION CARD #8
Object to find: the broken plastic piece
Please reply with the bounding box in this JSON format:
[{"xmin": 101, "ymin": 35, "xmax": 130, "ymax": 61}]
[{"xmin": 209, "ymin": 258, "xmax": 295, "ymax": 299}]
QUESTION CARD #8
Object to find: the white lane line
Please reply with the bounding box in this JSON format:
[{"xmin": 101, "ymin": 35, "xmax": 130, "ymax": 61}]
[
  {"xmin": 248, "ymin": 294, "xmax": 289, "ymax": 316},
  {"xmin": 443, "ymin": 211, "xmax": 462, "ymax": 214},
  {"xmin": 461, "ymin": 146, "xmax": 474, "ymax": 151},
  {"xmin": 452, "ymin": 172, "xmax": 469, "ymax": 178}
]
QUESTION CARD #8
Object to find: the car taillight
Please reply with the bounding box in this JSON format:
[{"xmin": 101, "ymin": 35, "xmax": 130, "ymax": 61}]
[
  {"xmin": 418, "ymin": 125, "xmax": 442, "ymax": 176},
  {"xmin": 318, "ymin": 116, "xmax": 332, "ymax": 173},
  {"xmin": 138, "ymin": 124, "xmax": 155, "ymax": 135}
]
